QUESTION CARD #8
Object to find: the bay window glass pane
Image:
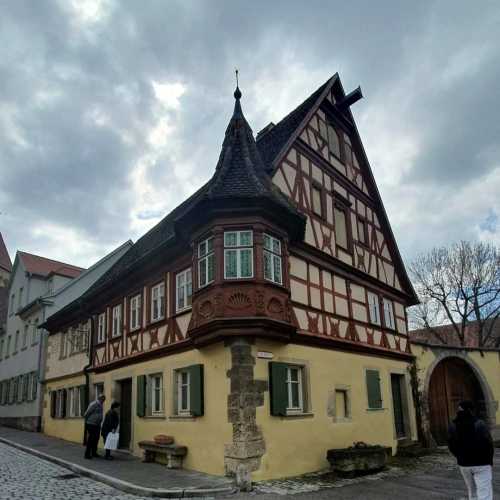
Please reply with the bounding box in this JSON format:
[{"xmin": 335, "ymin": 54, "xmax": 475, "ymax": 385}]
[
  {"xmin": 207, "ymin": 253, "xmax": 215, "ymax": 282},
  {"xmin": 240, "ymin": 249, "xmax": 252, "ymax": 277},
  {"xmin": 264, "ymin": 251, "xmax": 272, "ymax": 281},
  {"xmin": 272, "ymin": 238, "xmax": 281, "ymax": 254},
  {"xmin": 273, "ymin": 255, "xmax": 282, "ymax": 284},
  {"xmin": 198, "ymin": 241, "xmax": 206, "ymax": 257},
  {"xmin": 178, "ymin": 286, "xmax": 185, "ymax": 310},
  {"xmin": 263, "ymin": 234, "xmax": 271, "ymax": 250},
  {"xmin": 239, "ymin": 231, "xmax": 252, "ymax": 246},
  {"xmin": 224, "ymin": 232, "xmax": 237, "ymax": 247},
  {"xmin": 225, "ymin": 250, "xmax": 237, "ymax": 278},
  {"xmin": 207, "ymin": 238, "xmax": 214, "ymax": 253},
  {"xmin": 199, "ymin": 259, "xmax": 207, "ymax": 286}
]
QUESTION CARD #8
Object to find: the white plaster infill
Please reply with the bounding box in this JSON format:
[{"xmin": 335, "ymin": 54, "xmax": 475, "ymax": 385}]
[{"xmin": 0, "ymin": 436, "xmax": 235, "ymax": 498}]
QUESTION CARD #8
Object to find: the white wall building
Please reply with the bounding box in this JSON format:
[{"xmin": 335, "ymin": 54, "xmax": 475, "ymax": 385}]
[{"xmin": 0, "ymin": 242, "xmax": 132, "ymax": 430}]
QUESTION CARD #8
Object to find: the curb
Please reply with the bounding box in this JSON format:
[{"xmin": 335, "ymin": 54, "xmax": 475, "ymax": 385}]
[{"xmin": 0, "ymin": 437, "xmax": 236, "ymax": 498}]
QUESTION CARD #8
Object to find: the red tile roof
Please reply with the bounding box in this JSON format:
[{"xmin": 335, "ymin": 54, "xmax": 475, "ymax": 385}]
[
  {"xmin": 0, "ymin": 233, "xmax": 12, "ymax": 273},
  {"xmin": 18, "ymin": 251, "xmax": 85, "ymax": 279}
]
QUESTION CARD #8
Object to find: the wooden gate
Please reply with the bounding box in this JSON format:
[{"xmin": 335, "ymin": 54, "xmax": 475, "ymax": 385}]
[{"xmin": 428, "ymin": 357, "xmax": 485, "ymax": 444}]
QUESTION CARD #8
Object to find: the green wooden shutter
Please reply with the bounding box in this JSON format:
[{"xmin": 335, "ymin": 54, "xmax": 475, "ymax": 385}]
[
  {"xmin": 137, "ymin": 375, "xmax": 147, "ymax": 417},
  {"xmin": 269, "ymin": 362, "xmax": 288, "ymax": 416},
  {"xmin": 61, "ymin": 390, "xmax": 67, "ymax": 418},
  {"xmin": 80, "ymin": 386, "xmax": 87, "ymax": 417},
  {"xmin": 50, "ymin": 392, "xmax": 56, "ymax": 418},
  {"xmin": 188, "ymin": 364, "xmax": 204, "ymax": 416},
  {"xmin": 366, "ymin": 369, "xmax": 382, "ymax": 409}
]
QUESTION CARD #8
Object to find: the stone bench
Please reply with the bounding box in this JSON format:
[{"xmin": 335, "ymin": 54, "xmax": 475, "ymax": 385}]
[{"xmin": 138, "ymin": 440, "xmax": 188, "ymax": 469}]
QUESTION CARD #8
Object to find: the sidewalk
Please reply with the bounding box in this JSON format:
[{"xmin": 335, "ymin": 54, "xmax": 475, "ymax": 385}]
[{"xmin": 0, "ymin": 426, "xmax": 234, "ymax": 498}]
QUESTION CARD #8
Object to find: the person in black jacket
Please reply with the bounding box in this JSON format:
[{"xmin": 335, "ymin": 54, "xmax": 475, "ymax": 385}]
[
  {"xmin": 101, "ymin": 402, "xmax": 120, "ymax": 460},
  {"xmin": 448, "ymin": 400, "xmax": 494, "ymax": 500}
]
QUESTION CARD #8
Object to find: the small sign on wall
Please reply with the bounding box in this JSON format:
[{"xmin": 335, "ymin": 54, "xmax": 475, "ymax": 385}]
[{"xmin": 257, "ymin": 351, "xmax": 274, "ymax": 359}]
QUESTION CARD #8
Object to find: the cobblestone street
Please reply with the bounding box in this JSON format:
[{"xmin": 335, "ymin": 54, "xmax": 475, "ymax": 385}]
[{"xmin": 0, "ymin": 443, "xmax": 212, "ymax": 500}]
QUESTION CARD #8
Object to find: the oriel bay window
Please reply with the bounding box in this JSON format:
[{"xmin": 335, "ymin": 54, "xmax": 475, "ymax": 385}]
[
  {"xmin": 224, "ymin": 230, "xmax": 253, "ymax": 279},
  {"xmin": 151, "ymin": 282, "xmax": 165, "ymax": 322},
  {"xmin": 263, "ymin": 233, "xmax": 283, "ymax": 285},
  {"xmin": 130, "ymin": 294, "xmax": 142, "ymax": 331},
  {"xmin": 176, "ymin": 269, "xmax": 192, "ymax": 312},
  {"xmin": 198, "ymin": 236, "xmax": 215, "ymax": 288}
]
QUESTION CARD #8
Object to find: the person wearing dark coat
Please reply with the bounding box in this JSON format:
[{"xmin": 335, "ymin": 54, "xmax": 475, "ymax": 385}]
[
  {"xmin": 101, "ymin": 402, "xmax": 120, "ymax": 460},
  {"xmin": 448, "ymin": 400, "xmax": 494, "ymax": 500},
  {"xmin": 83, "ymin": 394, "xmax": 106, "ymax": 459}
]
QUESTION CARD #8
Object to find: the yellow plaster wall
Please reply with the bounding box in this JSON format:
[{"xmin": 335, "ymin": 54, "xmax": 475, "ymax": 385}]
[
  {"xmin": 91, "ymin": 342, "xmax": 232, "ymax": 476},
  {"xmin": 253, "ymin": 340, "xmax": 417, "ymax": 480},
  {"xmin": 43, "ymin": 373, "xmax": 86, "ymax": 444}
]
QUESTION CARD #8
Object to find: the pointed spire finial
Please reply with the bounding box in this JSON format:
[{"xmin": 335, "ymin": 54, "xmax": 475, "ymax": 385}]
[{"xmin": 234, "ymin": 68, "xmax": 242, "ymax": 100}]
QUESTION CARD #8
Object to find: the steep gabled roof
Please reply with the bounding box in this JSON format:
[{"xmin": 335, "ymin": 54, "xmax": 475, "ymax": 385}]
[
  {"xmin": 257, "ymin": 76, "xmax": 335, "ymax": 171},
  {"xmin": 0, "ymin": 233, "xmax": 12, "ymax": 273},
  {"xmin": 257, "ymin": 74, "xmax": 418, "ymax": 304},
  {"xmin": 18, "ymin": 251, "xmax": 84, "ymax": 279}
]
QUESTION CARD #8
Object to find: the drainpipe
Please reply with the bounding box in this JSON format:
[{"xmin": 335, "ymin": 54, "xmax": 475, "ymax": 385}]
[
  {"xmin": 36, "ymin": 304, "xmax": 47, "ymax": 432},
  {"xmin": 82, "ymin": 303, "xmax": 94, "ymax": 445}
]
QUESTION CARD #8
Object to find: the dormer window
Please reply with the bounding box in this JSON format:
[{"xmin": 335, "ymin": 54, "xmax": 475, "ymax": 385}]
[
  {"xmin": 198, "ymin": 236, "xmax": 215, "ymax": 288},
  {"xmin": 263, "ymin": 234, "xmax": 283, "ymax": 285},
  {"xmin": 224, "ymin": 231, "xmax": 253, "ymax": 279}
]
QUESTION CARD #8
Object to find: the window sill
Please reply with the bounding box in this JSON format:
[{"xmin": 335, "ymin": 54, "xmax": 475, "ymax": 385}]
[
  {"xmin": 145, "ymin": 414, "xmax": 166, "ymax": 420},
  {"xmin": 174, "ymin": 307, "xmax": 192, "ymax": 316},
  {"xmin": 150, "ymin": 317, "xmax": 165, "ymax": 325},
  {"xmin": 281, "ymin": 412, "xmax": 314, "ymax": 419},
  {"xmin": 110, "ymin": 335, "xmax": 122, "ymax": 340},
  {"xmin": 169, "ymin": 414, "xmax": 196, "ymax": 421},
  {"xmin": 366, "ymin": 408, "xmax": 385, "ymax": 412},
  {"xmin": 129, "ymin": 327, "xmax": 141, "ymax": 333}
]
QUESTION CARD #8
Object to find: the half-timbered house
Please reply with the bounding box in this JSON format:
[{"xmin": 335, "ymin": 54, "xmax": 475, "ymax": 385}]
[{"xmin": 41, "ymin": 74, "xmax": 419, "ymax": 485}]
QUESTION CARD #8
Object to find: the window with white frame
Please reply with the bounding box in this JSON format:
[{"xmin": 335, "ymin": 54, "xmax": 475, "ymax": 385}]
[
  {"xmin": 286, "ymin": 366, "xmax": 304, "ymax": 413},
  {"xmin": 176, "ymin": 369, "xmax": 190, "ymax": 415},
  {"xmin": 176, "ymin": 269, "xmax": 192, "ymax": 312},
  {"xmin": 224, "ymin": 230, "xmax": 253, "ymax": 279},
  {"xmin": 263, "ymin": 234, "xmax": 283, "ymax": 285},
  {"xmin": 367, "ymin": 292, "xmax": 381, "ymax": 326},
  {"xmin": 198, "ymin": 237, "xmax": 215, "ymax": 288},
  {"xmin": 112, "ymin": 305, "xmax": 122, "ymax": 337},
  {"xmin": 97, "ymin": 312, "xmax": 106, "ymax": 344},
  {"xmin": 22, "ymin": 325, "xmax": 29, "ymax": 349},
  {"xmin": 68, "ymin": 387, "xmax": 83, "ymax": 417},
  {"xmin": 151, "ymin": 282, "xmax": 165, "ymax": 322},
  {"xmin": 149, "ymin": 374, "xmax": 163, "ymax": 415},
  {"xmin": 94, "ymin": 383, "xmax": 104, "ymax": 401},
  {"xmin": 32, "ymin": 320, "xmax": 39, "ymax": 345},
  {"xmin": 56, "ymin": 390, "xmax": 65, "ymax": 418},
  {"xmin": 130, "ymin": 294, "xmax": 142, "ymax": 331},
  {"xmin": 383, "ymin": 298, "xmax": 395, "ymax": 330},
  {"xmin": 14, "ymin": 331, "xmax": 19, "ymax": 354}
]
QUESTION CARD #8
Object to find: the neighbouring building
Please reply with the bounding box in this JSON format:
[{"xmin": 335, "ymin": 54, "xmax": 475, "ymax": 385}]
[
  {"xmin": 409, "ymin": 324, "xmax": 500, "ymax": 446},
  {"xmin": 42, "ymin": 74, "xmax": 420, "ymax": 485},
  {"xmin": 41, "ymin": 240, "xmax": 132, "ymax": 441},
  {"xmin": 0, "ymin": 242, "xmax": 133, "ymax": 431},
  {"xmin": 0, "ymin": 251, "xmax": 85, "ymax": 430},
  {"xmin": 0, "ymin": 233, "xmax": 12, "ymax": 336}
]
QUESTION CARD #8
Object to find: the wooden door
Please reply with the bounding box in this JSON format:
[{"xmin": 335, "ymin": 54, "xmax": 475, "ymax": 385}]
[
  {"xmin": 428, "ymin": 358, "xmax": 484, "ymax": 444},
  {"xmin": 119, "ymin": 379, "xmax": 132, "ymax": 450},
  {"xmin": 391, "ymin": 374, "xmax": 406, "ymax": 438}
]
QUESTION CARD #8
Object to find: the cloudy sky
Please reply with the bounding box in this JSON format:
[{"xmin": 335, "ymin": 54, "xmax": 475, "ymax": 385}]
[{"xmin": 1, "ymin": 0, "xmax": 499, "ymax": 269}]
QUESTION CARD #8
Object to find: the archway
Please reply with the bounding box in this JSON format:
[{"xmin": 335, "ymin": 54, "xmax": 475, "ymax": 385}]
[{"xmin": 427, "ymin": 356, "xmax": 486, "ymax": 444}]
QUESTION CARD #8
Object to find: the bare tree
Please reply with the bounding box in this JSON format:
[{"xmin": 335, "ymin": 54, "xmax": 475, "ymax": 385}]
[{"xmin": 409, "ymin": 241, "xmax": 500, "ymax": 348}]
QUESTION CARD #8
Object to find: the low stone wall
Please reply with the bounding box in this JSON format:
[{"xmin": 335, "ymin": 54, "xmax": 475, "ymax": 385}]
[{"xmin": 0, "ymin": 416, "xmax": 41, "ymax": 432}]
